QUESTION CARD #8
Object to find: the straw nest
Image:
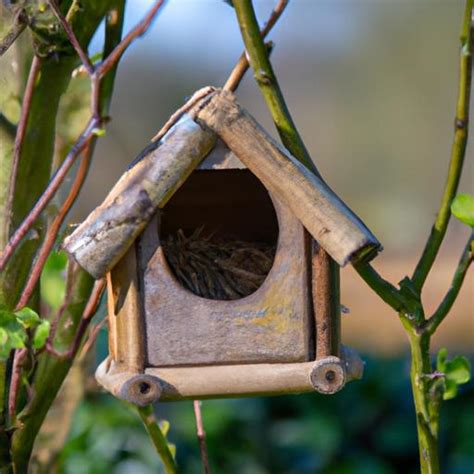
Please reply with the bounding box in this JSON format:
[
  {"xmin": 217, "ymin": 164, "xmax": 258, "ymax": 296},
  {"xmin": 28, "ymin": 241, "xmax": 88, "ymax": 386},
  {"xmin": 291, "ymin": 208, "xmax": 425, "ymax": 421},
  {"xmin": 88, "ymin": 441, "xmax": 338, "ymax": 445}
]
[{"xmin": 162, "ymin": 228, "xmax": 276, "ymax": 300}]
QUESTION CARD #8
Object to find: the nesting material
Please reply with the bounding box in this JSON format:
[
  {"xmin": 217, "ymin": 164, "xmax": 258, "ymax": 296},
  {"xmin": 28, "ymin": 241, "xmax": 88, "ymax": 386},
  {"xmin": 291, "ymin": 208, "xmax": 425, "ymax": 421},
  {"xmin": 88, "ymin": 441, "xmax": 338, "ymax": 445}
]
[{"xmin": 162, "ymin": 228, "xmax": 276, "ymax": 300}]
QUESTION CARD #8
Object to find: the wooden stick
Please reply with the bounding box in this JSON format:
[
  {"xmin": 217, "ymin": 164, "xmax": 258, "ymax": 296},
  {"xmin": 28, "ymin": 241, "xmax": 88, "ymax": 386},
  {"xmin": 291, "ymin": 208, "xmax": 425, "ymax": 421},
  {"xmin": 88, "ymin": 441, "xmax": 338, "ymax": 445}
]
[
  {"xmin": 313, "ymin": 243, "xmax": 341, "ymax": 358},
  {"xmin": 96, "ymin": 346, "xmax": 364, "ymax": 402},
  {"xmin": 193, "ymin": 90, "xmax": 381, "ymax": 267},
  {"xmin": 63, "ymin": 114, "xmax": 216, "ymax": 278}
]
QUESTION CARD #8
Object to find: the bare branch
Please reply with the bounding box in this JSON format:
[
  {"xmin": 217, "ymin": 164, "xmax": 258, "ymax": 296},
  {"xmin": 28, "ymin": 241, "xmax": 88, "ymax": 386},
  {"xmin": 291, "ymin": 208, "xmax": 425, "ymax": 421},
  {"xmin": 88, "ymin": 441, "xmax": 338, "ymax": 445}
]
[
  {"xmin": 224, "ymin": 0, "xmax": 288, "ymax": 91},
  {"xmin": 5, "ymin": 56, "xmax": 42, "ymax": 241},
  {"xmin": 425, "ymin": 235, "xmax": 473, "ymax": 335},
  {"xmin": 0, "ymin": 9, "xmax": 26, "ymax": 57},
  {"xmin": 45, "ymin": 278, "xmax": 105, "ymax": 359},
  {"xmin": 8, "ymin": 348, "xmax": 27, "ymax": 420},
  {"xmin": 193, "ymin": 400, "xmax": 211, "ymax": 474},
  {"xmin": 0, "ymin": 119, "xmax": 97, "ymax": 271},
  {"xmin": 412, "ymin": 4, "xmax": 473, "ymax": 292},
  {"xmin": 15, "ymin": 144, "xmax": 94, "ymax": 310},
  {"xmin": 97, "ymin": 0, "xmax": 166, "ymax": 78},
  {"xmin": 47, "ymin": 0, "xmax": 94, "ymax": 74}
]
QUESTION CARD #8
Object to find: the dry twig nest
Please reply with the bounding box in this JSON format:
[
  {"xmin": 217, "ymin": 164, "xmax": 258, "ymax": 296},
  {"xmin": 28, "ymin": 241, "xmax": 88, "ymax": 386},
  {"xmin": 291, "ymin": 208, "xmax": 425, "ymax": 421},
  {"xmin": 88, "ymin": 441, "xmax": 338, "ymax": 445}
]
[{"xmin": 162, "ymin": 228, "xmax": 276, "ymax": 300}]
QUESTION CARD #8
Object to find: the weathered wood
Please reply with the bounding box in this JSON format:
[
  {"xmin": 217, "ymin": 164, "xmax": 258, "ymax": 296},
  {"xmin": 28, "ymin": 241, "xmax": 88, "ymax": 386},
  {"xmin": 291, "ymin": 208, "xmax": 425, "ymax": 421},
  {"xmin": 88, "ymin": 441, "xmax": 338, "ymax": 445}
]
[
  {"xmin": 313, "ymin": 243, "xmax": 341, "ymax": 359},
  {"xmin": 193, "ymin": 89, "xmax": 381, "ymax": 267},
  {"xmin": 63, "ymin": 114, "xmax": 216, "ymax": 279},
  {"xmin": 107, "ymin": 246, "xmax": 145, "ymax": 372},
  {"xmin": 141, "ymin": 194, "xmax": 312, "ymax": 366},
  {"xmin": 95, "ymin": 346, "xmax": 363, "ymax": 402}
]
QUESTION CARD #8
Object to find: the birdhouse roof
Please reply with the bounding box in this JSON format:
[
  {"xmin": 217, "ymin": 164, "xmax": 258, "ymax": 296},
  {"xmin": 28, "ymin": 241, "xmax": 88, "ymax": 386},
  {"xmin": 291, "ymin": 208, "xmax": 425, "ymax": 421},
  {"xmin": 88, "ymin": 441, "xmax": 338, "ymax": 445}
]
[{"xmin": 64, "ymin": 89, "xmax": 381, "ymax": 279}]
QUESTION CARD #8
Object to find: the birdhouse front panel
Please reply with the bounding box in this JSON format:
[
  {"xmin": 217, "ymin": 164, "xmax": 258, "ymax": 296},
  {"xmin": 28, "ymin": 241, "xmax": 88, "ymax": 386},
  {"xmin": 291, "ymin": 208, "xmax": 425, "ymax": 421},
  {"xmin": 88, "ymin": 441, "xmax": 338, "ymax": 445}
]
[
  {"xmin": 64, "ymin": 89, "xmax": 379, "ymax": 404},
  {"xmin": 137, "ymin": 168, "xmax": 313, "ymax": 367}
]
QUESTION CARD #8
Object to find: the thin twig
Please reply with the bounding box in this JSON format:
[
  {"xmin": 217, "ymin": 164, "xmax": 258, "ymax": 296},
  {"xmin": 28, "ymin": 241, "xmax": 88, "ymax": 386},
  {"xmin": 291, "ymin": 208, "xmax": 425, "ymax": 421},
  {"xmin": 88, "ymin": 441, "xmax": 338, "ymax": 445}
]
[
  {"xmin": 97, "ymin": 0, "xmax": 165, "ymax": 78},
  {"xmin": 15, "ymin": 145, "xmax": 93, "ymax": 310},
  {"xmin": 137, "ymin": 405, "xmax": 178, "ymax": 474},
  {"xmin": 425, "ymin": 235, "xmax": 473, "ymax": 335},
  {"xmin": 193, "ymin": 400, "xmax": 211, "ymax": 474},
  {"xmin": 224, "ymin": 41, "xmax": 273, "ymax": 92},
  {"xmin": 45, "ymin": 278, "xmax": 105, "ymax": 359},
  {"xmin": 412, "ymin": 4, "xmax": 473, "ymax": 292},
  {"xmin": 47, "ymin": 0, "xmax": 94, "ymax": 74},
  {"xmin": 78, "ymin": 317, "xmax": 107, "ymax": 361},
  {"xmin": 8, "ymin": 348, "xmax": 27, "ymax": 420},
  {"xmin": 224, "ymin": 0, "xmax": 288, "ymax": 91},
  {"xmin": 0, "ymin": 119, "xmax": 97, "ymax": 270},
  {"xmin": 0, "ymin": 1, "xmax": 165, "ymax": 270},
  {"xmin": 5, "ymin": 56, "xmax": 42, "ymax": 238},
  {"xmin": 46, "ymin": 261, "xmax": 77, "ymax": 347},
  {"xmin": 232, "ymin": 0, "xmax": 314, "ymax": 172},
  {"xmin": 0, "ymin": 8, "xmax": 27, "ymax": 57}
]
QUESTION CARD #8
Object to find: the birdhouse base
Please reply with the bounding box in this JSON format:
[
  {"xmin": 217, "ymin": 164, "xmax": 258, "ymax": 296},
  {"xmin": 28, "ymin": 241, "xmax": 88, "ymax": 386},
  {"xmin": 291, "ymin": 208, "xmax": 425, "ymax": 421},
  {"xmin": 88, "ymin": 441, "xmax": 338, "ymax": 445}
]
[{"xmin": 95, "ymin": 346, "xmax": 364, "ymax": 406}]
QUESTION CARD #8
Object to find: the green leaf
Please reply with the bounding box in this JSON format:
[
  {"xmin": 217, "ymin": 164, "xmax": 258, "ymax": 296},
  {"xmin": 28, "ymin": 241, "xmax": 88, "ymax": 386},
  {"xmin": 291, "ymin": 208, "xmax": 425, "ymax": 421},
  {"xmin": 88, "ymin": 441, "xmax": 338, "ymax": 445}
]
[
  {"xmin": 41, "ymin": 251, "xmax": 68, "ymax": 311},
  {"xmin": 8, "ymin": 327, "xmax": 26, "ymax": 349},
  {"xmin": 15, "ymin": 307, "xmax": 41, "ymax": 328},
  {"xmin": 445, "ymin": 356, "xmax": 471, "ymax": 385},
  {"xmin": 436, "ymin": 347, "xmax": 447, "ymax": 372},
  {"xmin": 159, "ymin": 420, "xmax": 170, "ymax": 437},
  {"xmin": 451, "ymin": 193, "xmax": 474, "ymax": 227},
  {"xmin": 0, "ymin": 310, "xmax": 16, "ymax": 326},
  {"xmin": 0, "ymin": 327, "xmax": 8, "ymax": 346},
  {"xmin": 33, "ymin": 320, "xmax": 51, "ymax": 350},
  {"xmin": 443, "ymin": 379, "xmax": 458, "ymax": 400},
  {"xmin": 91, "ymin": 127, "xmax": 106, "ymax": 137},
  {"xmin": 167, "ymin": 442, "xmax": 176, "ymax": 459}
]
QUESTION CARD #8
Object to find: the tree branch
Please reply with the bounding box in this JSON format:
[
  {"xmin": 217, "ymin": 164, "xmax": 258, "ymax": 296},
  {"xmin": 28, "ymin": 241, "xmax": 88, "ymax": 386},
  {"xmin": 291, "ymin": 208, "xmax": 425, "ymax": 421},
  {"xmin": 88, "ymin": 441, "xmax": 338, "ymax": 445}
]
[
  {"xmin": 353, "ymin": 262, "xmax": 409, "ymax": 313},
  {"xmin": 97, "ymin": 0, "xmax": 165, "ymax": 78},
  {"xmin": 232, "ymin": 0, "xmax": 343, "ymax": 355},
  {"xmin": 425, "ymin": 234, "xmax": 473, "ymax": 335},
  {"xmin": 48, "ymin": 0, "xmax": 95, "ymax": 74},
  {"xmin": 137, "ymin": 405, "xmax": 178, "ymax": 474},
  {"xmin": 193, "ymin": 401, "xmax": 211, "ymax": 474},
  {"xmin": 5, "ymin": 55, "xmax": 42, "ymax": 241},
  {"xmin": 224, "ymin": 0, "xmax": 288, "ymax": 92},
  {"xmin": 412, "ymin": 2, "xmax": 473, "ymax": 292},
  {"xmin": 232, "ymin": 0, "xmax": 314, "ymax": 172},
  {"xmin": 0, "ymin": 8, "xmax": 26, "ymax": 57}
]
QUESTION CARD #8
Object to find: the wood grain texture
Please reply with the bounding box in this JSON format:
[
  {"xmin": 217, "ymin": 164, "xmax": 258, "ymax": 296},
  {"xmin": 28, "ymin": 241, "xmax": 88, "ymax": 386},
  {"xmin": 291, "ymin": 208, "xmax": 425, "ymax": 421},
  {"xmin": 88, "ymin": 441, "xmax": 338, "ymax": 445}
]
[
  {"xmin": 63, "ymin": 114, "xmax": 216, "ymax": 279},
  {"xmin": 107, "ymin": 246, "xmax": 145, "ymax": 372},
  {"xmin": 95, "ymin": 346, "xmax": 363, "ymax": 402},
  {"xmin": 193, "ymin": 89, "xmax": 381, "ymax": 267},
  {"xmin": 141, "ymin": 195, "xmax": 312, "ymax": 366}
]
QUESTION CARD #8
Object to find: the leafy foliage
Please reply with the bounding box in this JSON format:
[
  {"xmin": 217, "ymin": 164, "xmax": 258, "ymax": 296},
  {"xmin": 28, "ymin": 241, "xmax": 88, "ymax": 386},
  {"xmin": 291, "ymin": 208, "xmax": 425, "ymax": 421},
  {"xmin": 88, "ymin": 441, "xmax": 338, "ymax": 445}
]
[
  {"xmin": 58, "ymin": 356, "xmax": 474, "ymax": 474},
  {"xmin": 0, "ymin": 307, "xmax": 50, "ymax": 359},
  {"xmin": 451, "ymin": 193, "xmax": 474, "ymax": 227},
  {"xmin": 436, "ymin": 348, "xmax": 472, "ymax": 400},
  {"xmin": 40, "ymin": 250, "xmax": 68, "ymax": 312}
]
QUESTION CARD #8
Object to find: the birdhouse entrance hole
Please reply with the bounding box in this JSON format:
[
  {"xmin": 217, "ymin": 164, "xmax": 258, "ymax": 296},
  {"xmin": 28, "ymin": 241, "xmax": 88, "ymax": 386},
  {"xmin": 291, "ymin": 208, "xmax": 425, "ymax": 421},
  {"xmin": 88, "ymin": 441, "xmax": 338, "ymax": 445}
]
[{"xmin": 160, "ymin": 169, "xmax": 279, "ymax": 300}]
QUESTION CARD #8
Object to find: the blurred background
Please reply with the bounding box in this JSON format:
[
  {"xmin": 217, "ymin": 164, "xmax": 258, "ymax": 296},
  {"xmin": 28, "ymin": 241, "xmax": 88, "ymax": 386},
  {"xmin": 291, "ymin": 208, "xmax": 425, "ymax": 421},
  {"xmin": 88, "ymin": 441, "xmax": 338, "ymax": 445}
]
[
  {"xmin": 2, "ymin": 0, "xmax": 473, "ymax": 473},
  {"xmin": 75, "ymin": 0, "xmax": 473, "ymax": 354}
]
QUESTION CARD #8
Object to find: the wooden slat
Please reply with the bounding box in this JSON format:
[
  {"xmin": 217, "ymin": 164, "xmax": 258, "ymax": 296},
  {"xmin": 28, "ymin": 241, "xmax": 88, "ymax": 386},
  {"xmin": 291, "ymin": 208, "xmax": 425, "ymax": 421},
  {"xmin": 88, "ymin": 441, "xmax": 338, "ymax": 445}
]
[
  {"xmin": 63, "ymin": 114, "xmax": 216, "ymax": 279},
  {"xmin": 193, "ymin": 90, "xmax": 381, "ymax": 267}
]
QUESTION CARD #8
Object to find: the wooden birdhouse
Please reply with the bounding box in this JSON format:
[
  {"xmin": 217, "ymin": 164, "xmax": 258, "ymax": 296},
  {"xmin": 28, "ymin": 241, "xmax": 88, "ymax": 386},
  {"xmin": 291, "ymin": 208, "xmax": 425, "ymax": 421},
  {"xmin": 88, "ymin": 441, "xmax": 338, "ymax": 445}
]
[{"xmin": 64, "ymin": 88, "xmax": 381, "ymax": 406}]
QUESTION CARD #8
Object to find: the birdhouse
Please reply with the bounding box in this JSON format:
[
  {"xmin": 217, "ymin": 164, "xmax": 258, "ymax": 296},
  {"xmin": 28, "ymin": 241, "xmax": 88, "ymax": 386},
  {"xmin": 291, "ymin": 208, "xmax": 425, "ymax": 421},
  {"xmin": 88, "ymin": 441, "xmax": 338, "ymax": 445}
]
[{"xmin": 64, "ymin": 89, "xmax": 381, "ymax": 406}]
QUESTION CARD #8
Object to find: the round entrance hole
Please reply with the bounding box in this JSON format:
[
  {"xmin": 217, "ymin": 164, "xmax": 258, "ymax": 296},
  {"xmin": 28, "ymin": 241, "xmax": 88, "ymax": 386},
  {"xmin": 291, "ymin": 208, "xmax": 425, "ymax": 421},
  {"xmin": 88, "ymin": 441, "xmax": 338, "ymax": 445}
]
[{"xmin": 160, "ymin": 169, "xmax": 278, "ymax": 300}]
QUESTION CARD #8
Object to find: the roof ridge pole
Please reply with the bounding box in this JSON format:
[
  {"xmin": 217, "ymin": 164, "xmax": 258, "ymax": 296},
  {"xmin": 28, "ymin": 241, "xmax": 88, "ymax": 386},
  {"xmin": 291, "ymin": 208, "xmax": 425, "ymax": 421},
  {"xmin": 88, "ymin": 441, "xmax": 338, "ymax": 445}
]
[{"xmin": 232, "ymin": 0, "xmax": 341, "ymax": 358}]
